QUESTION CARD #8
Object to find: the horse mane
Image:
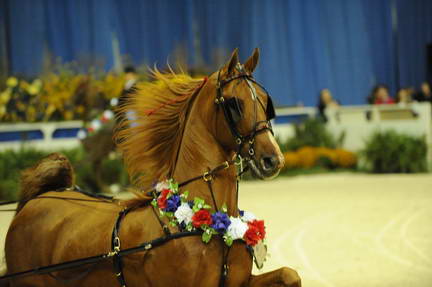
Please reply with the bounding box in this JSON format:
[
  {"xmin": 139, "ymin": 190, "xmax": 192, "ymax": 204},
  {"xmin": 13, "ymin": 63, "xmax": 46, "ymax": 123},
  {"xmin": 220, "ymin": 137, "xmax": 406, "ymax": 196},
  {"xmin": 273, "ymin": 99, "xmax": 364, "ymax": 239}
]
[{"xmin": 114, "ymin": 68, "xmax": 205, "ymax": 193}]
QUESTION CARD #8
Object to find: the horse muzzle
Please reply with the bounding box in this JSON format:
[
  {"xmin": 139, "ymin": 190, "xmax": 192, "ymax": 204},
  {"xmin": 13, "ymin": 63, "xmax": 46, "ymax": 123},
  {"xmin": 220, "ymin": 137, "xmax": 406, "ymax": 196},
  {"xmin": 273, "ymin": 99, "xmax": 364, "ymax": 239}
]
[{"xmin": 248, "ymin": 153, "xmax": 283, "ymax": 180}]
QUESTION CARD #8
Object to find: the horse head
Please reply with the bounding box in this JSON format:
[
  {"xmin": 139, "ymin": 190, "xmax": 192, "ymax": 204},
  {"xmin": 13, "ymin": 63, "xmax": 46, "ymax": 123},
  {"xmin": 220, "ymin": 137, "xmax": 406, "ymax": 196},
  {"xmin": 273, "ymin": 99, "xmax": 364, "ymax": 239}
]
[{"xmin": 209, "ymin": 48, "xmax": 284, "ymax": 179}]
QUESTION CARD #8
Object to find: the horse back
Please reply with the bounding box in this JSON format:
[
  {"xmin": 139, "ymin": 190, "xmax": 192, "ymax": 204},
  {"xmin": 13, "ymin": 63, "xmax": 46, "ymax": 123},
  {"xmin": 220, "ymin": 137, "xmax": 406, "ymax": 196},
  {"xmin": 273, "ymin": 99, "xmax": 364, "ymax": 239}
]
[{"xmin": 5, "ymin": 191, "xmax": 121, "ymax": 286}]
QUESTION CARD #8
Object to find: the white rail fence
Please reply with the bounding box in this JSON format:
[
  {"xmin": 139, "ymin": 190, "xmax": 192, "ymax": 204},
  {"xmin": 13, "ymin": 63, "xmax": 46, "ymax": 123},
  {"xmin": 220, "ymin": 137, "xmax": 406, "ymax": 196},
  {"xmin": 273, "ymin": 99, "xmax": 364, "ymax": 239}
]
[{"xmin": 1, "ymin": 103, "xmax": 431, "ymax": 153}]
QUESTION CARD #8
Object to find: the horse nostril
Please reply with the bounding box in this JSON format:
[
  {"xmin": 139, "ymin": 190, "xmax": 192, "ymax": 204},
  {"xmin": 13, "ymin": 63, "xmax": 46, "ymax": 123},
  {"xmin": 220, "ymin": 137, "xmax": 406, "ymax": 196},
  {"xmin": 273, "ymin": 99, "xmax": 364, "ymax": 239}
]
[{"xmin": 261, "ymin": 156, "xmax": 278, "ymax": 171}]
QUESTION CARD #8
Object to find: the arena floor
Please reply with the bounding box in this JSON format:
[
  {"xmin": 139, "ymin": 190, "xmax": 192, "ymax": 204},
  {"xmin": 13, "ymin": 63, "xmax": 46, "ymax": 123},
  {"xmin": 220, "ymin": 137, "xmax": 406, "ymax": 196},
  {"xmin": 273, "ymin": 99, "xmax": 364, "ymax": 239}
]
[
  {"xmin": 242, "ymin": 173, "xmax": 432, "ymax": 287},
  {"xmin": 1, "ymin": 173, "xmax": 432, "ymax": 286}
]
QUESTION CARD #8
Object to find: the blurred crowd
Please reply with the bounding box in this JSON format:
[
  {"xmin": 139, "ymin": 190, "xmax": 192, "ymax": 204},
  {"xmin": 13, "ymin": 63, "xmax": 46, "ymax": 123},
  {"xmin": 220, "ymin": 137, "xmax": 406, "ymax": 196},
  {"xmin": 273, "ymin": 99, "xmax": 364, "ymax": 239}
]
[{"xmin": 317, "ymin": 81, "xmax": 432, "ymax": 121}]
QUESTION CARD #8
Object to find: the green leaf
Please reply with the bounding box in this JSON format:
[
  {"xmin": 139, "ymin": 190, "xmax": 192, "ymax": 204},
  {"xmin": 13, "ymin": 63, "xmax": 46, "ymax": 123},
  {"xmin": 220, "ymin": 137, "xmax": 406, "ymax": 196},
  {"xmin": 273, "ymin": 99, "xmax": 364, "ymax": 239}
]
[
  {"xmin": 221, "ymin": 203, "xmax": 228, "ymax": 213},
  {"xmin": 202, "ymin": 229, "xmax": 213, "ymax": 243},
  {"xmin": 181, "ymin": 191, "xmax": 189, "ymax": 199},
  {"xmin": 224, "ymin": 236, "xmax": 233, "ymax": 246},
  {"xmin": 168, "ymin": 180, "xmax": 179, "ymax": 191},
  {"xmin": 193, "ymin": 197, "xmax": 206, "ymax": 212}
]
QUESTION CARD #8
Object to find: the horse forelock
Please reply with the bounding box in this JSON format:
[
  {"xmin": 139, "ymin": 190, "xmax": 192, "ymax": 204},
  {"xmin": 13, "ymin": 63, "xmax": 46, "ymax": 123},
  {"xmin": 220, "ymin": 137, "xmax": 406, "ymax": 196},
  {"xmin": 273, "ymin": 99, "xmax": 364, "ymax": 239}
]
[{"xmin": 114, "ymin": 68, "xmax": 207, "ymax": 191}]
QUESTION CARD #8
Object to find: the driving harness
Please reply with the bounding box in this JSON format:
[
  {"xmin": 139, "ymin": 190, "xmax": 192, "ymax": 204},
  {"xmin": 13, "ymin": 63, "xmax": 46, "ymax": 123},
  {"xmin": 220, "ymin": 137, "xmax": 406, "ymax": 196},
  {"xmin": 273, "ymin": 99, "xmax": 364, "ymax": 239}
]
[
  {"xmin": 110, "ymin": 64, "xmax": 276, "ymax": 287},
  {"xmin": 0, "ymin": 65, "xmax": 276, "ymax": 287}
]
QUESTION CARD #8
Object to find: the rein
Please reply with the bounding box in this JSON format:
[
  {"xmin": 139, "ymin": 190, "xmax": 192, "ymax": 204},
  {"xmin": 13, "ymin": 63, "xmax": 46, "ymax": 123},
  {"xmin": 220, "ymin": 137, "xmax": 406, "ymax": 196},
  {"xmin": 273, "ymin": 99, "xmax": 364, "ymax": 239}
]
[{"xmin": 0, "ymin": 230, "xmax": 202, "ymax": 282}]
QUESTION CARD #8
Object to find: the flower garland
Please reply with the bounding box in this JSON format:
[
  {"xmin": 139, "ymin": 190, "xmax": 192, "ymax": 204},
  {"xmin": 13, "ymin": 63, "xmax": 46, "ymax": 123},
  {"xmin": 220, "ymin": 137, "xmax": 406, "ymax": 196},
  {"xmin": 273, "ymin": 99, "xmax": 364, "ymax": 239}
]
[{"xmin": 151, "ymin": 180, "xmax": 266, "ymax": 247}]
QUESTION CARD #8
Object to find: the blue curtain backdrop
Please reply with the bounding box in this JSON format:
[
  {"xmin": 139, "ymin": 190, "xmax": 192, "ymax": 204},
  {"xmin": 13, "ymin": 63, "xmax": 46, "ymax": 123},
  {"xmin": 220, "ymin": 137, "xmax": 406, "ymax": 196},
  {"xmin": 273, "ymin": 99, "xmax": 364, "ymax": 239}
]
[
  {"xmin": 1, "ymin": 0, "xmax": 431, "ymax": 106},
  {"xmin": 396, "ymin": 0, "xmax": 432, "ymax": 88}
]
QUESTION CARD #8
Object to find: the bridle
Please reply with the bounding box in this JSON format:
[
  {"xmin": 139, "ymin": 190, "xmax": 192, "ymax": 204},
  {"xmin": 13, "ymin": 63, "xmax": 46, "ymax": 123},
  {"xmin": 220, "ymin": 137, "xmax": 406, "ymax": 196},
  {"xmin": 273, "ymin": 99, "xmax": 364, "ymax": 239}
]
[
  {"xmin": 215, "ymin": 63, "xmax": 276, "ymax": 165},
  {"xmin": 0, "ymin": 65, "xmax": 277, "ymax": 287}
]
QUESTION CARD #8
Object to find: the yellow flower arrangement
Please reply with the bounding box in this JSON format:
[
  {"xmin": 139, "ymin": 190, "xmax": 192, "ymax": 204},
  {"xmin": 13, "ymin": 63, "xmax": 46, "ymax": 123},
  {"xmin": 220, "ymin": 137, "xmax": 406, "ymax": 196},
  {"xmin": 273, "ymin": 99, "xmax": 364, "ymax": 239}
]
[
  {"xmin": 6, "ymin": 77, "xmax": 18, "ymax": 88},
  {"xmin": 315, "ymin": 147, "xmax": 338, "ymax": 165},
  {"xmin": 94, "ymin": 73, "xmax": 125, "ymax": 99},
  {"xmin": 283, "ymin": 146, "xmax": 356, "ymax": 170},
  {"xmin": 296, "ymin": 146, "xmax": 318, "ymax": 168},
  {"xmin": 283, "ymin": 152, "xmax": 299, "ymax": 169},
  {"xmin": 1, "ymin": 72, "xmax": 137, "ymax": 122},
  {"xmin": 334, "ymin": 148, "xmax": 357, "ymax": 168}
]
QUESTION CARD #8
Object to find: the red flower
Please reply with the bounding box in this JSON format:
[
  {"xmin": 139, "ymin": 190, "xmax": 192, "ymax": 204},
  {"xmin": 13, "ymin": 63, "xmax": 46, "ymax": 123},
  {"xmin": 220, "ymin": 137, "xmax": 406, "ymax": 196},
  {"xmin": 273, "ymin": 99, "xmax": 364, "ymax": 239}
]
[
  {"xmin": 157, "ymin": 188, "xmax": 171, "ymax": 209},
  {"xmin": 244, "ymin": 220, "xmax": 266, "ymax": 246},
  {"xmin": 192, "ymin": 209, "xmax": 213, "ymax": 228}
]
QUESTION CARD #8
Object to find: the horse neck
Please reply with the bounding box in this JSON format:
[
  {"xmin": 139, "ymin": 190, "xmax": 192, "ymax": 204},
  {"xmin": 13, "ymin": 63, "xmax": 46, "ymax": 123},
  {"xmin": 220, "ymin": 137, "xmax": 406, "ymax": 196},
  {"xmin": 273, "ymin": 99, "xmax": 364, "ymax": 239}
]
[{"xmin": 172, "ymin": 94, "xmax": 239, "ymax": 216}]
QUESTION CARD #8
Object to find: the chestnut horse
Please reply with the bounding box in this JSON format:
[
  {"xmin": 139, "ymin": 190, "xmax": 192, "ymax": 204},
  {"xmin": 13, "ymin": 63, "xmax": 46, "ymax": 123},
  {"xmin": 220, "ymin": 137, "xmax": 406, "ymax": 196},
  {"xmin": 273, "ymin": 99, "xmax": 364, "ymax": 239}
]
[{"xmin": 4, "ymin": 48, "xmax": 301, "ymax": 287}]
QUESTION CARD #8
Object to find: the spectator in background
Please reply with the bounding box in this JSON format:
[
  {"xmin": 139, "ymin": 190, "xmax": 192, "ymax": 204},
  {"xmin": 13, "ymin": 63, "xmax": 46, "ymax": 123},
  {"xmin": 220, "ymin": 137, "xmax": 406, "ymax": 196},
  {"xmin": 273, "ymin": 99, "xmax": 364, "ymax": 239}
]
[
  {"xmin": 317, "ymin": 89, "xmax": 339, "ymax": 122},
  {"xmin": 123, "ymin": 66, "xmax": 138, "ymax": 92},
  {"xmin": 111, "ymin": 66, "xmax": 138, "ymax": 108},
  {"xmin": 369, "ymin": 84, "xmax": 395, "ymax": 105},
  {"xmin": 112, "ymin": 66, "xmax": 139, "ymax": 124},
  {"xmin": 414, "ymin": 82, "xmax": 432, "ymax": 102},
  {"xmin": 396, "ymin": 88, "xmax": 412, "ymax": 104}
]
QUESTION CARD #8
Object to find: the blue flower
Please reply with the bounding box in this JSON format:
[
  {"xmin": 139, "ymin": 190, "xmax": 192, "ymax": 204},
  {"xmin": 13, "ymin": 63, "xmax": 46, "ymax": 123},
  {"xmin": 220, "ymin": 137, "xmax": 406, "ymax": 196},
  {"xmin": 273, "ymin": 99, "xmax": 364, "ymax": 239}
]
[
  {"xmin": 211, "ymin": 212, "xmax": 231, "ymax": 233},
  {"xmin": 164, "ymin": 194, "xmax": 181, "ymax": 212},
  {"xmin": 239, "ymin": 210, "xmax": 244, "ymax": 217}
]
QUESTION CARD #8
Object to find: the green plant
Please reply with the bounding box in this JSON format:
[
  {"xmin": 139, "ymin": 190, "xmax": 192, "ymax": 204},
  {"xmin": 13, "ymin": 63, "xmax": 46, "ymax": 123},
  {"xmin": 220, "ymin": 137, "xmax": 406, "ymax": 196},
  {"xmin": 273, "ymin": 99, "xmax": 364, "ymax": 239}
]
[
  {"xmin": 0, "ymin": 148, "xmax": 49, "ymax": 200},
  {"xmin": 280, "ymin": 118, "xmax": 343, "ymax": 151},
  {"xmin": 362, "ymin": 130, "xmax": 427, "ymax": 173},
  {"xmin": 0, "ymin": 147, "xmax": 129, "ymax": 201}
]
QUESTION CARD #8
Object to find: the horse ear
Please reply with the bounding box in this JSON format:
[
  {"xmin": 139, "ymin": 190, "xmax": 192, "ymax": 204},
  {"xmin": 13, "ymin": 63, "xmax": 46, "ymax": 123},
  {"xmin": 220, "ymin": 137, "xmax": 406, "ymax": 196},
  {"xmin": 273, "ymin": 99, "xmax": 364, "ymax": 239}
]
[
  {"xmin": 244, "ymin": 48, "xmax": 260, "ymax": 73},
  {"xmin": 221, "ymin": 48, "xmax": 239, "ymax": 75}
]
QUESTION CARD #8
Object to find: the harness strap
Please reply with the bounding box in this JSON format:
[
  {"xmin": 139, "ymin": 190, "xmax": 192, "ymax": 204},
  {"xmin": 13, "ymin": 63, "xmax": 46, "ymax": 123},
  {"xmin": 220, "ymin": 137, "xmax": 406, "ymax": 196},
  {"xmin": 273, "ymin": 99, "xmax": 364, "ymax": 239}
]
[
  {"xmin": 0, "ymin": 231, "xmax": 202, "ymax": 282},
  {"xmin": 0, "ymin": 186, "xmax": 116, "ymax": 209},
  {"xmin": 219, "ymin": 243, "xmax": 231, "ymax": 287},
  {"xmin": 205, "ymin": 168, "xmax": 219, "ymax": 212},
  {"xmin": 47, "ymin": 264, "xmax": 97, "ymax": 285},
  {"xmin": 146, "ymin": 160, "xmax": 234, "ymax": 197},
  {"xmin": 111, "ymin": 209, "xmax": 131, "ymax": 287},
  {"xmin": 151, "ymin": 205, "xmax": 171, "ymax": 235}
]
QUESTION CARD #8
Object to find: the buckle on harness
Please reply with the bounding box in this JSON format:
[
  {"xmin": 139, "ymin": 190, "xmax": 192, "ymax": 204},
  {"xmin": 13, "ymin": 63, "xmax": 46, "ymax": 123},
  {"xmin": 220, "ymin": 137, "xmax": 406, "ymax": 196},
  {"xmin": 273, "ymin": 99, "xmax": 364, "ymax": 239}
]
[
  {"xmin": 203, "ymin": 172, "xmax": 213, "ymax": 182},
  {"xmin": 223, "ymin": 161, "xmax": 230, "ymax": 169},
  {"xmin": 113, "ymin": 236, "xmax": 121, "ymax": 252}
]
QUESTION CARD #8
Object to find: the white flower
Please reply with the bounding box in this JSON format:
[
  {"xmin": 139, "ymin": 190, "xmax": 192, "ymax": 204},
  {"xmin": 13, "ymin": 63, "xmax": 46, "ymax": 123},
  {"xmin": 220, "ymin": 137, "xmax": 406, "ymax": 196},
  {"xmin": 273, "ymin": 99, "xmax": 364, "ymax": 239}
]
[
  {"xmin": 227, "ymin": 217, "xmax": 248, "ymax": 240},
  {"xmin": 174, "ymin": 203, "xmax": 193, "ymax": 225},
  {"xmin": 110, "ymin": 98, "xmax": 119, "ymax": 107},
  {"xmin": 77, "ymin": 129, "xmax": 87, "ymax": 140},
  {"xmin": 155, "ymin": 181, "xmax": 169, "ymax": 192},
  {"xmin": 103, "ymin": 110, "xmax": 114, "ymax": 120},
  {"xmin": 91, "ymin": 119, "xmax": 102, "ymax": 130},
  {"xmin": 241, "ymin": 211, "xmax": 257, "ymax": 223}
]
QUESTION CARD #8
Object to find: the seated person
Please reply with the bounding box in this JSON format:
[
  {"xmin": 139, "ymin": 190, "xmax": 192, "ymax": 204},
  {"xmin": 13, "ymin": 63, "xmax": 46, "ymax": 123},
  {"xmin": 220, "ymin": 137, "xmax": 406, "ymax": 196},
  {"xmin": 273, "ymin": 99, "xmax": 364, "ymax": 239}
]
[
  {"xmin": 317, "ymin": 89, "xmax": 339, "ymax": 122},
  {"xmin": 396, "ymin": 88, "xmax": 412, "ymax": 104},
  {"xmin": 369, "ymin": 84, "xmax": 395, "ymax": 105},
  {"xmin": 413, "ymin": 82, "xmax": 432, "ymax": 102}
]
